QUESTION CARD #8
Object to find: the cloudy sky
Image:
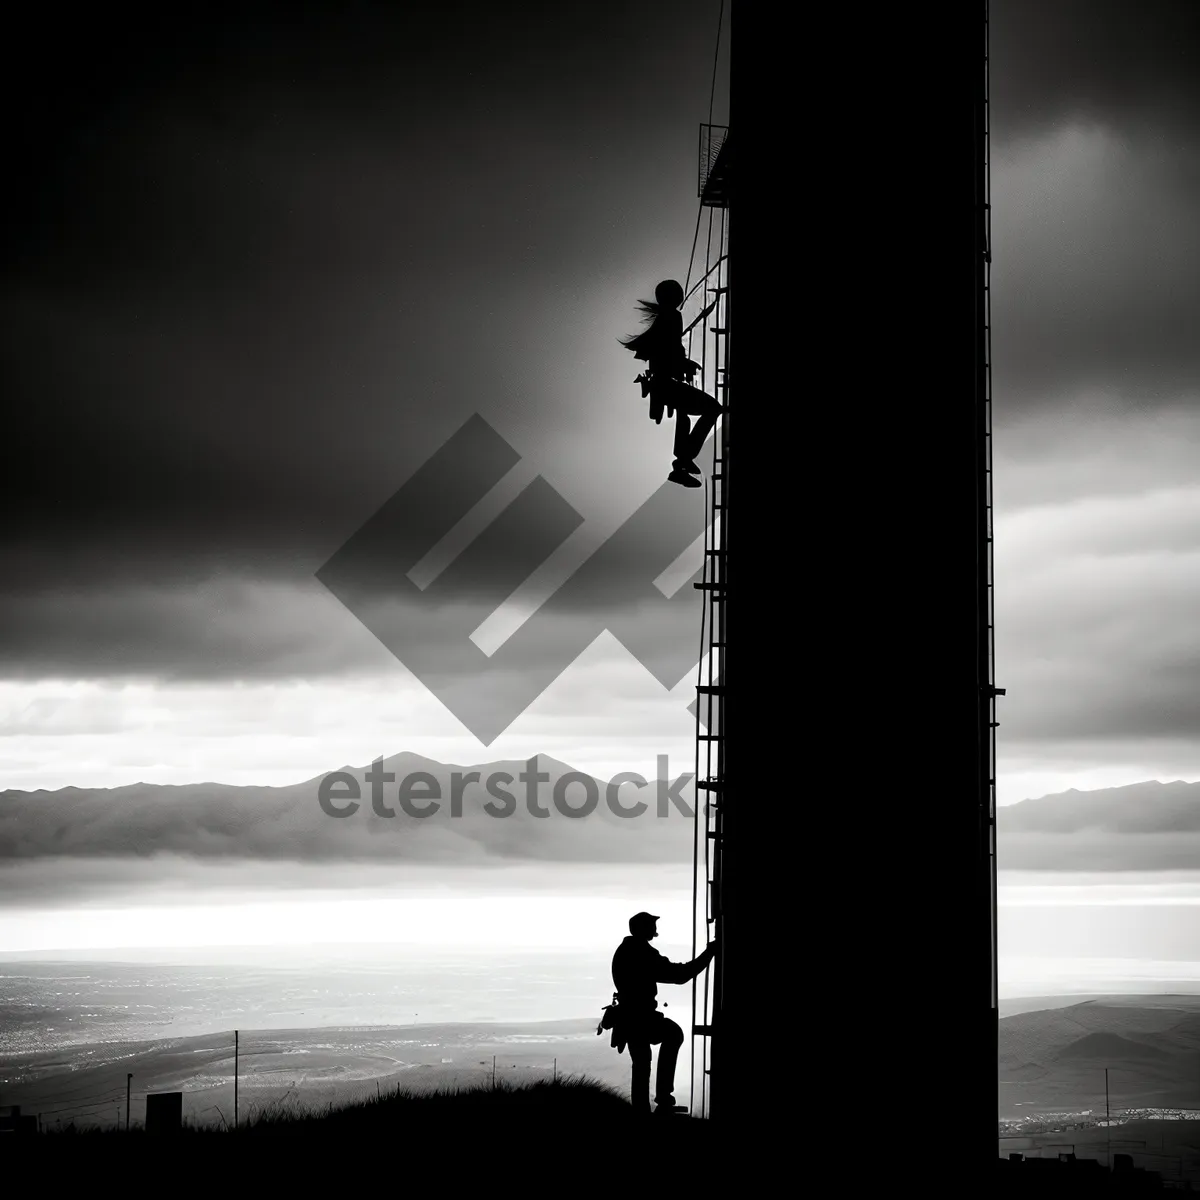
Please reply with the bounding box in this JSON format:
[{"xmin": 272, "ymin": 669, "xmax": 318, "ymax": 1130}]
[
  {"xmin": 3, "ymin": 2, "xmax": 1200, "ymax": 806},
  {"xmin": 989, "ymin": 0, "xmax": 1200, "ymax": 802},
  {"xmin": 1, "ymin": 1, "xmax": 731, "ymax": 798},
  {"xmin": 4, "ymin": 4, "xmax": 1200, "ymax": 987}
]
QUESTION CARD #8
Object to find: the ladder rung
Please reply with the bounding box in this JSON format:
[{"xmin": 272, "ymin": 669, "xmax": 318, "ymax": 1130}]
[
  {"xmin": 696, "ymin": 685, "xmax": 724, "ymax": 695},
  {"xmin": 696, "ymin": 781, "xmax": 723, "ymax": 792},
  {"xmin": 698, "ymin": 733, "xmax": 722, "ymax": 741},
  {"xmin": 711, "ymin": 327, "xmax": 727, "ymax": 334},
  {"xmin": 693, "ymin": 1024, "xmax": 714, "ymax": 1036},
  {"xmin": 693, "ymin": 582, "xmax": 725, "ymax": 591},
  {"xmin": 704, "ymin": 548, "xmax": 726, "ymax": 556},
  {"xmin": 707, "ymin": 831, "xmax": 719, "ymax": 839},
  {"xmin": 708, "ymin": 286, "xmax": 728, "ymax": 293}
]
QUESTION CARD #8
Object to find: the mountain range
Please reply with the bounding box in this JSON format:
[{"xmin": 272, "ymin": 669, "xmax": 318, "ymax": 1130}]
[
  {"xmin": 4, "ymin": 762, "xmax": 1198, "ymax": 871},
  {"xmin": 999, "ymin": 779, "xmax": 1200, "ymax": 870},
  {"xmin": 0, "ymin": 752, "xmax": 696, "ymax": 866}
]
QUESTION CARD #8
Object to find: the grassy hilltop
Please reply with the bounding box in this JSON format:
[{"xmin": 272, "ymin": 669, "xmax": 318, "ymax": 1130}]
[{"xmin": 12, "ymin": 1075, "xmax": 714, "ymax": 1184}]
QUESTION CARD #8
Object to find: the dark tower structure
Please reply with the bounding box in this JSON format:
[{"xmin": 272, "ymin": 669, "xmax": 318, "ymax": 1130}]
[{"xmin": 689, "ymin": 5, "xmax": 1000, "ymax": 1158}]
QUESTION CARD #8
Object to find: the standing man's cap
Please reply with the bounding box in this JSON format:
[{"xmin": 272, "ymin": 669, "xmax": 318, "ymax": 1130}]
[{"xmin": 629, "ymin": 911, "xmax": 660, "ymax": 931}]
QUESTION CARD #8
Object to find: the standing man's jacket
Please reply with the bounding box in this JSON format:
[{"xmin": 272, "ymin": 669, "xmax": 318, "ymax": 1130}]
[{"xmin": 611, "ymin": 936, "xmax": 713, "ymax": 1014}]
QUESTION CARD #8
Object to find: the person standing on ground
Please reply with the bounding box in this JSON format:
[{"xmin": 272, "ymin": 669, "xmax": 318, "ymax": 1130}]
[{"xmin": 611, "ymin": 911, "xmax": 717, "ymax": 1116}]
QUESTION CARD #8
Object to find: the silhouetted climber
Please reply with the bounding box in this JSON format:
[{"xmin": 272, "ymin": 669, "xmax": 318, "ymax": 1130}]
[
  {"xmin": 609, "ymin": 911, "xmax": 717, "ymax": 1117},
  {"xmin": 621, "ymin": 280, "xmax": 722, "ymax": 489}
]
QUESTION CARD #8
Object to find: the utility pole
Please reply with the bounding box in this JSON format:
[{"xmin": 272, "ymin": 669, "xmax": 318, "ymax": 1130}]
[
  {"xmin": 126, "ymin": 1072, "xmax": 132, "ymax": 1132},
  {"xmin": 234, "ymin": 1030, "xmax": 240, "ymax": 1131},
  {"xmin": 492, "ymin": 1056, "xmax": 496, "ymax": 1090},
  {"xmin": 553, "ymin": 1058, "xmax": 557, "ymax": 1083},
  {"xmin": 1106, "ymin": 1067, "xmax": 1111, "ymax": 1169}
]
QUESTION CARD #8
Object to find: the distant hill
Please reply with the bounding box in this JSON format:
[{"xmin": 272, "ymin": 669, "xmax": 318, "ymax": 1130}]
[
  {"xmin": 999, "ymin": 996, "xmax": 1200, "ymax": 1115},
  {"xmin": 998, "ymin": 780, "xmax": 1200, "ymax": 870},
  {"xmin": 0, "ymin": 751, "xmax": 695, "ymax": 866},
  {"xmin": 1055, "ymin": 1031, "xmax": 1170, "ymax": 1061}
]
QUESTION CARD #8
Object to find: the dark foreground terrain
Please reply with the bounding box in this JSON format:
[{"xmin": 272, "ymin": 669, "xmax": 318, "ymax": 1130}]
[
  {"xmin": 5, "ymin": 1077, "xmax": 1177, "ymax": 1193},
  {"xmin": 6, "ymin": 1077, "xmax": 717, "ymax": 1184}
]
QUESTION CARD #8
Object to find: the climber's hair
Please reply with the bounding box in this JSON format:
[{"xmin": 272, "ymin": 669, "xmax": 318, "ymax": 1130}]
[{"xmin": 620, "ymin": 279, "xmax": 685, "ymax": 346}]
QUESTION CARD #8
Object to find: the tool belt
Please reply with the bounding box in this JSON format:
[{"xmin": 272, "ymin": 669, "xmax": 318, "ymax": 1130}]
[
  {"xmin": 598, "ymin": 992, "xmax": 621, "ymax": 1046},
  {"xmin": 597, "ymin": 992, "xmax": 631, "ymax": 1055},
  {"xmin": 597, "ymin": 994, "xmax": 661, "ymax": 1056},
  {"xmin": 637, "ymin": 357, "xmax": 700, "ymax": 424},
  {"xmin": 635, "ymin": 373, "xmax": 674, "ymax": 425}
]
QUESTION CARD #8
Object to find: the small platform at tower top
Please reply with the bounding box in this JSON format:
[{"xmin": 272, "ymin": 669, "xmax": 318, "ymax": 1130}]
[{"xmin": 699, "ymin": 125, "xmax": 729, "ymax": 208}]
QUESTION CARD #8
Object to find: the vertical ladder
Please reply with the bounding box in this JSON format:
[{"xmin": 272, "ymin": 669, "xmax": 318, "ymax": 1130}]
[{"xmin": 690, "ymin": 227, "xmax": 729, "ymax": 1120}]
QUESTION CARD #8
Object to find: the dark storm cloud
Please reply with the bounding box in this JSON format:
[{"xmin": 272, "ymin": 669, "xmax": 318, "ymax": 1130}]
[
  {"xmin": 1, "ymin": 1, "xmax": 727, "ymax": 679},
  {"xmin": 987, "ymin": 2, "xmax": 1200, "ymax": 412},
  {"xmin": 987, "ymin": 3, "xmax": 1200, "ymax": 776},
  {"xmin": 990, "ymin": 1, "xmax": 1200, "ymax": 143},
  {"xmin": 0, "ymin": 580, "xmax": 705, "ymax": 685},
  {"xmin": 990, "ymin": 124, "xmax": 1200, "ymax": 412}
]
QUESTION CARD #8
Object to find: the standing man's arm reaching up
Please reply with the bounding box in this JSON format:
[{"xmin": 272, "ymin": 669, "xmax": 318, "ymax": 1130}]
[{"xmin": 652, "ymin": 940, "xmax": 717, "ymax": 986}]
